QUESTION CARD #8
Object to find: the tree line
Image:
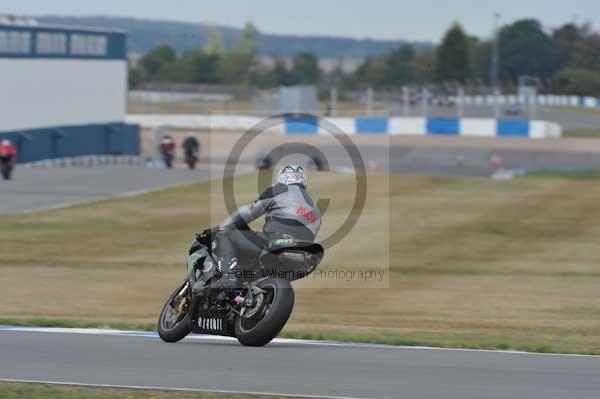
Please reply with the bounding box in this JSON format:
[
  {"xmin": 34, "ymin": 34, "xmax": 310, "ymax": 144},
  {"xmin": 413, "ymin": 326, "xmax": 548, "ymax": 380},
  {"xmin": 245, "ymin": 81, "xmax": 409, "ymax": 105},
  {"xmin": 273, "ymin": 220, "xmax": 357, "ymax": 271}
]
[
  {"xmin": 130, "ymin": 23, "xmax": 320, "ymax": 89},
  {"xmin": 130, "ymin": 19, "xmax": 600, "ymax": 95}
]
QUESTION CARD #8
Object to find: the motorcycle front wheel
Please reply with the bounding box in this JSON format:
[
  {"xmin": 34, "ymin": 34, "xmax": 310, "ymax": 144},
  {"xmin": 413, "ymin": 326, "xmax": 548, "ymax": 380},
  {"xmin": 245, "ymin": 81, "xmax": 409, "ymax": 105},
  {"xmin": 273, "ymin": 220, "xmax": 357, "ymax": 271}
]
[
  {"xmin": 158, "ymin": 282, "xmax": 191, "ymax": 343},
  {"xmin": 234, "ymin": 278, "xmax": 294, "ymax": 347}
]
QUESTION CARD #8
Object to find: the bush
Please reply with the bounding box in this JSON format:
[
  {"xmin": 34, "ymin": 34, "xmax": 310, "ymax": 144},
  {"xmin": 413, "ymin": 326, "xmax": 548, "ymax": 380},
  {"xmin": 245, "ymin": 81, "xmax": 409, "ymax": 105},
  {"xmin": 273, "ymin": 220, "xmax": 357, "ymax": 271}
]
[{"xmin": 552, "ymin": 68, "xmax": 600, "ymax": 96}]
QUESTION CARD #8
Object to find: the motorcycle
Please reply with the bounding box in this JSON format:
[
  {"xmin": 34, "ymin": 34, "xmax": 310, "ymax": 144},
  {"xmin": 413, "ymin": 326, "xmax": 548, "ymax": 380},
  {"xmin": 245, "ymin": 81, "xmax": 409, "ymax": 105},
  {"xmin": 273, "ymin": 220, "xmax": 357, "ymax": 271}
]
[
  {"xmin": 182, "ymin": 137, "xmax": 200, "ymax": 170},
  {"xmin": 0, "ymin": 156, "xmax": 14, "ymax": 180},
  {"xmin": 184, "ymin": 149, "xmax": 199, "ymax": 170},
  {"xmin": 255, "ymin": 154, "xmax": 272, "ymax": 170},
  {"xmin": 161, "ymin": 151, "xmax": 174, "ymax": 169},
  {"xmin": 157, "ymin": 227, "xmax": 324, "ymax": 346}
]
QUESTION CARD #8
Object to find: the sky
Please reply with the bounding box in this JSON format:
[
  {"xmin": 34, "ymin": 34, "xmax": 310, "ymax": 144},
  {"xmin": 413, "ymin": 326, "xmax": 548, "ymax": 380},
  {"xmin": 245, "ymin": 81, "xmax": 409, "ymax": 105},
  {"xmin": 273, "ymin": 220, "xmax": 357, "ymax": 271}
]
[{"xmin": 5, "ymin": 0, "xmax": 600, "ymax": 42}]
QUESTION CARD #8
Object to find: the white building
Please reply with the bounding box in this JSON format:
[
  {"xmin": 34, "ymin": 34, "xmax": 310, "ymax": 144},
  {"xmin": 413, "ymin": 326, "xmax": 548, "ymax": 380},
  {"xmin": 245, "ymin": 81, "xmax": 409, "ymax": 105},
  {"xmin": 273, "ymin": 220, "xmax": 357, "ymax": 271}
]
[{"xmin": 0, "ymin": 19, "xmax": 137, "ymax": 161}]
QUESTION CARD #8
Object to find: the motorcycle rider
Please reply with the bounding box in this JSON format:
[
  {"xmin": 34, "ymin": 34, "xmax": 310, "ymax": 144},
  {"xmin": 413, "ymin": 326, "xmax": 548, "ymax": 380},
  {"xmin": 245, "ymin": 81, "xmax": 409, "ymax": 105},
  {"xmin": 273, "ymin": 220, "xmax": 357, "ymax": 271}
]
[
  {"xmin": 196, "ymin": 165, "xmax": 321, "ymax": 292},
  {"xmin": 0, "ymin": 139, "xmax": 17, "ymax": 180}
]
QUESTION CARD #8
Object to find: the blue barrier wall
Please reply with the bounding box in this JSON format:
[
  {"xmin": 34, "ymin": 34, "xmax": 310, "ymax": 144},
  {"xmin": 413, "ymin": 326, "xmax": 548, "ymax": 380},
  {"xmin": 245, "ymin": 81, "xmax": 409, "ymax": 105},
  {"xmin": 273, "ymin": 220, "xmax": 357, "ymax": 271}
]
[
  {"xmin": 355, "ymin": 117, "xmax": 389, "ymax": 134},
  {"xmin": 276, "ymin": 116, "xmax": 557, "ymax": 137},
  {"xmin": 497, "ymin": 120, "xmax": 530, "ymax": 137},
  {"xmin": 427, "ymin": 118, "xmax": 460, "ymax": 135},
  {"xmin": 285, "ymin": 116, "xmax": 319, "ymax": 135},
  {"xmin": 0, "ymin": 123, "xmax": 140, "ymax": 163}
]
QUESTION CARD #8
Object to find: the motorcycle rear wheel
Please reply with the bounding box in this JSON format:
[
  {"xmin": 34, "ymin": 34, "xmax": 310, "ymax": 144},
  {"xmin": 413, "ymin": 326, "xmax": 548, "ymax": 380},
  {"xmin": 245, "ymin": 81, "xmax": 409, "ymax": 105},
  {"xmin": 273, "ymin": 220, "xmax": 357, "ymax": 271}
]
[
  {"xmin": 1, "ymin": 164, "xmax": 12, "ymax": 180},
  {"xmin": 158, "ymin": 283, "xmax": 191, "ymax": 343},
  {"xmin": 234, "ymin": 278, "xmax": 294, "ymax": 347}
]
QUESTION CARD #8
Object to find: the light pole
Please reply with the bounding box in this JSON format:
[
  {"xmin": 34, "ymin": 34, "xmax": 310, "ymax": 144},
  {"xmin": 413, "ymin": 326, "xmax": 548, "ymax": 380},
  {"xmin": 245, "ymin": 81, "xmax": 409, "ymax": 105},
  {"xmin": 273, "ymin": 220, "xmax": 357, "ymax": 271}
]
[
  {"xmin": 491, "ymin": 12, "xmax": 500, "ymax": 119},
  {"xmin": 491, "ymin": 12, "xmax": 500, "ymax": 90}
]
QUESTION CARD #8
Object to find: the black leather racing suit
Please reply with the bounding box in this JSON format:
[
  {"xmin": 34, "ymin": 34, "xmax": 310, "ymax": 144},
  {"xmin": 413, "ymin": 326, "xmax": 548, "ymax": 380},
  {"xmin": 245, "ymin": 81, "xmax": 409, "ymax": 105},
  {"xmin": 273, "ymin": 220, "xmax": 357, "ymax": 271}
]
[{"xmin": 214, "ymin": 183, "xmax": 321, "ymax": 273}]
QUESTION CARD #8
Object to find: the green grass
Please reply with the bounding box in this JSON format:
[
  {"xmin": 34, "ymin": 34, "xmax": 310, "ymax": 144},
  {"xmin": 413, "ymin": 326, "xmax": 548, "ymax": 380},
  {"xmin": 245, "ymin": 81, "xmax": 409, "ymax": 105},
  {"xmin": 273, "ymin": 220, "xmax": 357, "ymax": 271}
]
[
  {"xmin": 0, "ymin": 317, "xmax": 156, "ymax": 331},
  {"xmin": 522, "ymin": 169, "xmax": 600, "ymax": 179},
  {"xmin": 550, "ymin": 106, "xmax": 600, "ymax": 116},
  {"xmin": 0, "ymin": 382, "xmax": 287, "ymax": 399},
  {"xmin": 2, "ymin": 173, "xmax": 600, "ymax": 354},
  {"xmin": 563, "ymin": 129, "xmax": 600, "ymax": 138}
]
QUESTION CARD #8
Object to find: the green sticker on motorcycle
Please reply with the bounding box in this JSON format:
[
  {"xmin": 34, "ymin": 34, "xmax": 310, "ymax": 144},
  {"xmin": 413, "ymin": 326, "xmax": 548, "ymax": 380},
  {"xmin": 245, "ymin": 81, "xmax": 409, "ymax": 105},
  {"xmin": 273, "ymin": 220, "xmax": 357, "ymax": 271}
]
[
  {"xmin": 187, "ymin": 252, "xmax": 204, "ymax": 275},
  {"xmin": 269, "ymin": 238, "xmax": 294, "ymax": 247}
]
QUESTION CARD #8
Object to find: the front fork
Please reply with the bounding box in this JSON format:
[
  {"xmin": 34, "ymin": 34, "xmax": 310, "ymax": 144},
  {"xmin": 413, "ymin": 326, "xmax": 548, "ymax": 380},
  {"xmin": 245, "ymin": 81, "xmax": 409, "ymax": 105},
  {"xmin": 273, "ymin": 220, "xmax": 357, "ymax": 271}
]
[{"xmin": 170, "ymin": 281, "xmax": 190, "ymax": 315}]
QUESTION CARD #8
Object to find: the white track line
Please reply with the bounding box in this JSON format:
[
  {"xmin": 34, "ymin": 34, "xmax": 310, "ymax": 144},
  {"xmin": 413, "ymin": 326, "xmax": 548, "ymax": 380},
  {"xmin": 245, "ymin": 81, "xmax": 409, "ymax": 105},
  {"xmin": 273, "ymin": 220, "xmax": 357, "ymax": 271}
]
[
  {"xmin": 0, "ymin": 325, "xmax": 598, "ymax": 358},
  {"xmin": 0, "ymin": 378, "xmax": 372, "ymax": 399}
]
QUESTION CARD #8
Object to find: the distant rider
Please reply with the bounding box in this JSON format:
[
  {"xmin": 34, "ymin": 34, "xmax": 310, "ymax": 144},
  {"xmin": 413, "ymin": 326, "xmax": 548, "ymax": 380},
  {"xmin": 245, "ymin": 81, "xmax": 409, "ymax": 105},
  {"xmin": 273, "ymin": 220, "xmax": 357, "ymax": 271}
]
[{"xmin": 198, "ymin": 165, "xmax": 321, "ymax": 291}]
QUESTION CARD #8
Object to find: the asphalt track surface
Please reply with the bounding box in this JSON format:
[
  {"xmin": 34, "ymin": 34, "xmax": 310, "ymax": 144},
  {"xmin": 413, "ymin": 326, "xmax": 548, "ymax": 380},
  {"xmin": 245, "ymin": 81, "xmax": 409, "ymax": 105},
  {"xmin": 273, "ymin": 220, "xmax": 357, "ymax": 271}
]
[
  {"xmin": 0, "ymin": 167, "xmax": 212, "ymax": 214},
  {"xmin": 387, "ymin": 145, "xmax": 600, "ymax": 176},
  {"xmin": 273, "ymin": 143, "xmax": 600, "ymax": 177},
  {"xmin": 0, "ymin": 327, "xmax": 599, "ymax": 399}
]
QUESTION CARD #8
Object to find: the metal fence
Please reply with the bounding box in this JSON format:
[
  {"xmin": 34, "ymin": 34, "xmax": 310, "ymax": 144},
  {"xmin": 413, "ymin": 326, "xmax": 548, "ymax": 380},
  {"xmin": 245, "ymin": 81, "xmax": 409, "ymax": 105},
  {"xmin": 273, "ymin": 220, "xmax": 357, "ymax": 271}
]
[{"xmin": 128, "ymin": 84, "xmax": 600, "ymax": 120}]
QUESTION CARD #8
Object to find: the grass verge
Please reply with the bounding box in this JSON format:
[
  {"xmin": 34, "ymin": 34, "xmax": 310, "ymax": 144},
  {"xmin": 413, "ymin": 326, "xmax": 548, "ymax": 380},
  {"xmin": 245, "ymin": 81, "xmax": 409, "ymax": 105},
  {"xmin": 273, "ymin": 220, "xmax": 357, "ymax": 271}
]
[
  {"xmin": 550, "ymin": 106, "xmax": 600, "ymax": 116},
  {"xmin": 0, "ymin": 382, "xmax": 287, "ymax": 399},
  {"xmin": 521, "ymin": 169, "xmax": 600, "ymax": 179},
  {"xmin": 563, "ymin": 129, "xmax": 600, "ymax": 138},
  {"xmin": 0, "ymin": 317, "xmax": 156, "ymax": 332}
]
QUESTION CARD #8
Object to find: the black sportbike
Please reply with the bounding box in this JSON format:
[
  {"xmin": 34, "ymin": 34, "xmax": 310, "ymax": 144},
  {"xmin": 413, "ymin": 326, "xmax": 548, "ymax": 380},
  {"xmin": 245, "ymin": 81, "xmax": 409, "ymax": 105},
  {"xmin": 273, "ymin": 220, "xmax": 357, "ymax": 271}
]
[
  {"xmin": 157, "ymin": 227, "xmax": 324, "ymax": 346},
  {"xmin": 184, "ymin": 148, "xmax": 198, "ymax": 170},
  {"xmin": 1, "ymin": 155, "xmax": 14, "ymax": 180}
]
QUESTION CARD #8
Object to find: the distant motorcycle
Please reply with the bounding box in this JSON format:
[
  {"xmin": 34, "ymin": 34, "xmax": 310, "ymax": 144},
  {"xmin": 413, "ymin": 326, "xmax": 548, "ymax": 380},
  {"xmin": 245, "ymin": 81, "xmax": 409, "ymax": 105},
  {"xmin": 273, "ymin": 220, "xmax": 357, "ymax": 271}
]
[
  {"xmin": 159, "ymin": 136, "xmax": 176, "ymax": 169},
  {"xmin": 183, "ymin": 136, "xmax": 200, "ymax": 170},
  {"xmin": 157, "ymin": 227, "xmax": 324, "ymax": 346},
  {"xmin": 0, "ymin": 155, "xmax": 14, "ymax": 180},
  {"xmin": 505, "ymin": 105, "xmax": 522, "ymax": 116},
  {"xmin": 255, "ymin": 154, "xmax": 273, "ymax": 170},
  {"xmin": 184, "ymin": 149, "xmax": 198, "ymax": 170},
  {"xmin": 162, "ymin": 152, "xmax": 174, "ymax": 169}
]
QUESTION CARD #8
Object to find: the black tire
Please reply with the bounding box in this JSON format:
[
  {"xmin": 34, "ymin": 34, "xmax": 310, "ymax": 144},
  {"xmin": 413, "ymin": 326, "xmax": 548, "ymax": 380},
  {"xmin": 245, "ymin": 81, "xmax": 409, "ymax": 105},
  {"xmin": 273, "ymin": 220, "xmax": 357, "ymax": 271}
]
[
  {"xmin": 158, "ymin": 283, "xmax": 191, "ymax": 343},
  {"xmin": 163, "ymin": 154, "xmax": 174, "ymax": 169},
  {"xmin": 235, "ymin": 278, "xmax": 294, "ymax": 347},
  {"xmin": 1, "ymin": 165, "xmax": 11, "ymax": 180}
]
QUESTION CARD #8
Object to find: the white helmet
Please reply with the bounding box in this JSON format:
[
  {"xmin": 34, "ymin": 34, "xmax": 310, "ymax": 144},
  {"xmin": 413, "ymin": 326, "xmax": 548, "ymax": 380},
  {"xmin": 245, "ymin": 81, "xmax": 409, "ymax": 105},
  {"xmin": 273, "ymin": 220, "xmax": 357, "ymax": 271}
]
[
  {"xmin": 1, "ymin": 139, "xmax": 10, "ymax": 146},
  {"xmin": 276, "ymin": 165, "xmax": 307, "ymax": 187}
]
